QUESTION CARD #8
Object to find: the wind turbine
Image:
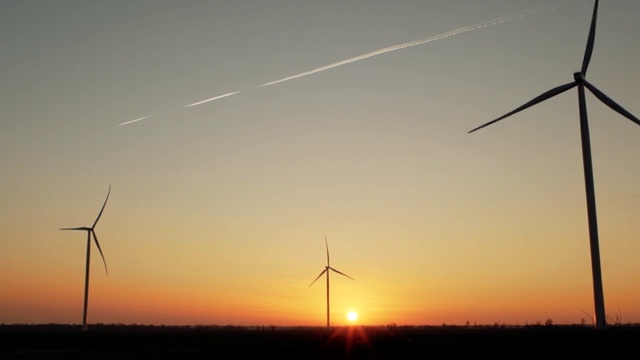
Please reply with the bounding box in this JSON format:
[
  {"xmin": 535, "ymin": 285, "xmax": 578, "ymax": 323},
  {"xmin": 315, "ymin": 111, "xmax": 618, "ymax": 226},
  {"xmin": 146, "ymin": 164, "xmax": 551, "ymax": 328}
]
[
  {"xmin": 60, "ymin": 185, "xmax": 111, "ymax": 331},
  {"xmin": 468, "ymin": 0, "xmax": 640, "ymax": 330},
  {"xmin": 309, "ymin": 236, "xmax": 355, "ymax": 327}
]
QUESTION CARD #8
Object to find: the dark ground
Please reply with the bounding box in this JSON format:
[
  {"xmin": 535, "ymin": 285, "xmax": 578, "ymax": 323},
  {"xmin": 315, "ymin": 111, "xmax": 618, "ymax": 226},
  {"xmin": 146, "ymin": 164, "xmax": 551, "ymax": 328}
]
[{"xmin": 1, "ymin": 323, "xmax": 639, "ymax": 359}]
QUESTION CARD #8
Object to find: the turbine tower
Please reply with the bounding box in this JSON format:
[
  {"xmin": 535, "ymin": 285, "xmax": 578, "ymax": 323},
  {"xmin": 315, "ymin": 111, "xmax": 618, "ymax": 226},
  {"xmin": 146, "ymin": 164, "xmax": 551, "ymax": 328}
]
[
  {"xmin": 309, "ymin": 236, "xmax": 355, "ymax": 327},
  {"xmin": 60, "ymin": 185, "xmax": 111, "ymax": 331},
  {"xmin": 468, "ymin": 0, "xmax": 639, "ymax": 330}
]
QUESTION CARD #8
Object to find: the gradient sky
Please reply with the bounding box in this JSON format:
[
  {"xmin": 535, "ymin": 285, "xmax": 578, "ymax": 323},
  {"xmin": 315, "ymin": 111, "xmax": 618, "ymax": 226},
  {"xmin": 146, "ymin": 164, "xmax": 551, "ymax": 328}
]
[{"xmin": 1, "ymin": 0, "xmax": 639, "ymax": 327}]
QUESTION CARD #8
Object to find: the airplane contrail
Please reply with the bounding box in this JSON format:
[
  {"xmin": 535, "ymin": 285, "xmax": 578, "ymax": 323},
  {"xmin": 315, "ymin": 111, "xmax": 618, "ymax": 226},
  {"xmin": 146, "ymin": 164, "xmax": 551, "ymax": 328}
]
[
  {"xmin": 258, "ymin": 3, "xmax": 561, "ymax": 88},
  {"xmin": 184, "ymin": 91, "xmax": 242, "ymax": 107},
  {"xmin": 119, "ymin": 3, "xmax": 560, "ymax": 126},
  {"xmin": 118, "ymin": 91, "xmax": 241, "ymax": 126},
  {"xmin": 118, "ymin": 114, "xmax": 157, "ymax": 126}
]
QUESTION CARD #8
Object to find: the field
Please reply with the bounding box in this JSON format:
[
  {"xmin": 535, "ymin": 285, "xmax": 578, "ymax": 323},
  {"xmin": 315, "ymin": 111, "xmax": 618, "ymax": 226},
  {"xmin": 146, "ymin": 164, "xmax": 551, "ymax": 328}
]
[{"xmin": 1, "ymin": 324, "xmax": 639, "ymax": 359}]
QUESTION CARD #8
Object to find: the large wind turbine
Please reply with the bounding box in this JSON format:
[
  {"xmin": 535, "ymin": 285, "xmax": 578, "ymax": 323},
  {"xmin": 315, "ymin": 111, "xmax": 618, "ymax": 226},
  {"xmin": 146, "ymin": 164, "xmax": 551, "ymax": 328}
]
[
  {"xmin": 309, "ymin": 236, "xmax": 355, "ymax": 327},
  {"xmin": 60, "ymin": 185, "xmax": 111, "ymax": 331},
  {"xmin": 468, "ymin": 0, "xmax": 639, "ymax": 330}
]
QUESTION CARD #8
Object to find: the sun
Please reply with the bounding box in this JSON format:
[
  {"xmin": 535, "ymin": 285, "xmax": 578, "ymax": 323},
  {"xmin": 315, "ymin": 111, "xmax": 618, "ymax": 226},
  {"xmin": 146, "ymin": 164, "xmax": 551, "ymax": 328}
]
[{"xmin": 347, "ymin": 311, "xmax": 358, "ymax": 322}]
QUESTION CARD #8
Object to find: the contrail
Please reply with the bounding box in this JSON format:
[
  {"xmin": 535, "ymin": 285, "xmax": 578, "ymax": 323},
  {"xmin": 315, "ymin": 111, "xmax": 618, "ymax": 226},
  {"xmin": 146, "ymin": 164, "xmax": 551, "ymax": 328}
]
[
  {"xmin": 184, "ymin": 91, "xmax": 241, "ymax": 107},
  {"xmin": 119, "ymin": 3, "xmax": 560, "ymax": 126},
  {"xmin": 118, "ymin": 91, "xmax": 241, "ymax": 126},
  {"xmin": 118, "ymin": 114, "xmax": 157, "ymax": 126},
  {"xmin": 258, "ymin": 3, "xmax": 561, "ymax": 88}
]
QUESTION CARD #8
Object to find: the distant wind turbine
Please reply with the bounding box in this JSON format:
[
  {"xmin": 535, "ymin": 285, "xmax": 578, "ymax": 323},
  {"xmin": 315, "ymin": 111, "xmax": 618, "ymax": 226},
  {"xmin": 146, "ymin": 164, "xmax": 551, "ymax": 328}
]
[
  {"xmin": 309, "ymin": 236, "xmax": 355, "ymax": 328},
  {"xmin": 468, "ymin": 0, "xmax": 640, "ymax": 330},
  {"xmin": 60, "ymin": 185, "xmax": 111, "ymax": 331}
]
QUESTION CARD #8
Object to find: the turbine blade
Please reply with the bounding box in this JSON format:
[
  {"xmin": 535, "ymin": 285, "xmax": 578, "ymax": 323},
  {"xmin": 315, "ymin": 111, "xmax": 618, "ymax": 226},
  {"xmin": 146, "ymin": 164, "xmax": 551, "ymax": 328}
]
[
  {"xmin": 468, "ymin": 81, "xmax": 577, "ymax": 133},
  {"xmin": 60, "ymin": 227, "xmax": 90, "ymax": 231},
  {"xmin": 581, "ymin": 0, "xmax": 599, "ymax": 75},
  {"xmin": 309, "ymin": 269, "xmax": 327, "ymax": 287},
  {"xmin": 329, "ymin": 267, "xmax": 355, "ymax": 281},
  {"xmin": 324, "ymin": 236, "xmax": 330, "ymax": 266},
  {"xmin": 92, "ymin": 230, "xmax": 109, "ymax": 276},
  {"xmin": 583, "ymin": 80, "xmax": 640, "ymax": 126},
  {"xmin": 92, "ymin": 184, "xmax": 111, "ymax": 229}
]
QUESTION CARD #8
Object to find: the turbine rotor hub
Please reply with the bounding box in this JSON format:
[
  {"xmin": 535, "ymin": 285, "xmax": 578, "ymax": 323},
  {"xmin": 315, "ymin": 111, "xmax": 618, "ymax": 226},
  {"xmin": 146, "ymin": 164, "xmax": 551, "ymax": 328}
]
[{"xmin": 573, "ymin": 72, "xmax": 584, "ymax": 82}]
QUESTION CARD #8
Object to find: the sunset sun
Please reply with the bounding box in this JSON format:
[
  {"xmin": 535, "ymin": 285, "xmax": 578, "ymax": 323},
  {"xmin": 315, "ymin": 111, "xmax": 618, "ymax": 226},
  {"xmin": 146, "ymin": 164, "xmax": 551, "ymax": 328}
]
[{"xmin": 347, "ymin": 311, "xmax": 358, "ymax": 322}]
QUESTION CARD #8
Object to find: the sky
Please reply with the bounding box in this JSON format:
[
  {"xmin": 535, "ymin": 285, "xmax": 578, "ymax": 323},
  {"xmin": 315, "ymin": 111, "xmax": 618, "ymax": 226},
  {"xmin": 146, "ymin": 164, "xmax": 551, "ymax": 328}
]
[{"xmin": 1, "ymin": 0, "xmax": 639, "ymax": 327}]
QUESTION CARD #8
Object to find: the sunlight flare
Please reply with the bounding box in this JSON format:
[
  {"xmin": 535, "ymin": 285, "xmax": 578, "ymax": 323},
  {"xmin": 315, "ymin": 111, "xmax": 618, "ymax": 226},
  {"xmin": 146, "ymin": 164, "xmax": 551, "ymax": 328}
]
[{"xmin": 347, "ymin": 311, "xmax": 358, "ymax": 322}]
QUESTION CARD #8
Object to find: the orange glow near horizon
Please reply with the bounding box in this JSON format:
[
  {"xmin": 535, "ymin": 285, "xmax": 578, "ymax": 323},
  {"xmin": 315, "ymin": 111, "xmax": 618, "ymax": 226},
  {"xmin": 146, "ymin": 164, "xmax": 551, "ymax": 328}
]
[{"xmin": 4, "ymin": 264, "xmax": 640, "ymax": 327}]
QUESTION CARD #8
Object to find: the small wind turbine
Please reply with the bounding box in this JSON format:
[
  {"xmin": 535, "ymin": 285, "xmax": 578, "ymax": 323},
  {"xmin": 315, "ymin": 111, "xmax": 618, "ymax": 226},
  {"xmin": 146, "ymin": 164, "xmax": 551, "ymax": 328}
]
[
  {"xmin": 468, "ymin": 0, "xmax": 640, "ymax": 330},
  {"xmin": 309, "ymin": 236, "xmax": 355, "ymax": 327},
  {"xmin": 60, "ymin": 185, "xmax": 111, "ymax": 331}
]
